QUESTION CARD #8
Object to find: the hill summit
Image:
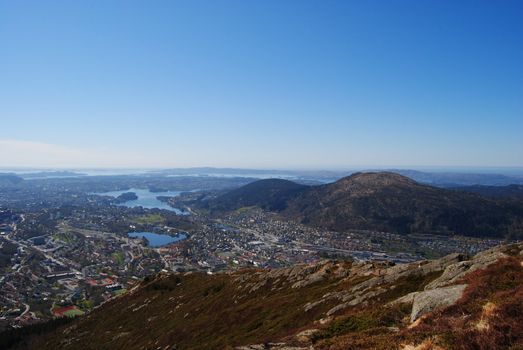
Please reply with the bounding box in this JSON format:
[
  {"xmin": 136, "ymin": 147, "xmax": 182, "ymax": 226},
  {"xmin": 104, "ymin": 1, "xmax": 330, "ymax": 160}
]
[{"xmin": 335, "ymin": 171, "xmax": 420, "ymax": 187}]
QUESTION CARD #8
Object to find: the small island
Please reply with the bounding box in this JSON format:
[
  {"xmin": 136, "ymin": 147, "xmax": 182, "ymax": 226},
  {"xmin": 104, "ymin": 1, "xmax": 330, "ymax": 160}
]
[{"xmin": 114, "ymin": 192, "xmax": 138, "ymax": 203}]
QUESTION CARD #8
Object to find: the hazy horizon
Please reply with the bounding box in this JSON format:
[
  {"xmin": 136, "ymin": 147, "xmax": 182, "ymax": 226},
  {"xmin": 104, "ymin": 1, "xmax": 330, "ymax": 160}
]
[{"xmin": 2, "ymin": 165, "xmax": 523, "ymax": 177}]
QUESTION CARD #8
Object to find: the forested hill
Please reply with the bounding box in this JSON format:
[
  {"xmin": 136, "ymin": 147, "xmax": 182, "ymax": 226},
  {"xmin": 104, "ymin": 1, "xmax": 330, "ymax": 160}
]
[{"xmin": 209, "ymin": 172, "xmax": 523, "ymax": 239}]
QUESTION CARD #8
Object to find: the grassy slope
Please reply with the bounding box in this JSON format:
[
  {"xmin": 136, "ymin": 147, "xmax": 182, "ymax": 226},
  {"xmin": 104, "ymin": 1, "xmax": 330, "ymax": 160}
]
[
  {"xmin": 7, "ymin": 247, "xmax": 523, "ymax": 350},
  {"xmin": 16, "ymin": 263, "xmax": 355, "ymax": 349}
]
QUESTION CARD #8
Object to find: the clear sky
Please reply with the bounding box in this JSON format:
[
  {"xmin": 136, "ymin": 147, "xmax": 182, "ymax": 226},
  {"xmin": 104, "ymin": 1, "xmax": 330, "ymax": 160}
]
[{"xmin": 0, "ymin": 0, "xmax": 522, "ymax": 169}]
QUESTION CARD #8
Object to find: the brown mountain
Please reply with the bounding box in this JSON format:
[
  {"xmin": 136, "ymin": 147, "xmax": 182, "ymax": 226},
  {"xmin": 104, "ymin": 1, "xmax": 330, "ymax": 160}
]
[{"xmin": 210, "ymin": 172, "xmax": 523, "ymax": 238}]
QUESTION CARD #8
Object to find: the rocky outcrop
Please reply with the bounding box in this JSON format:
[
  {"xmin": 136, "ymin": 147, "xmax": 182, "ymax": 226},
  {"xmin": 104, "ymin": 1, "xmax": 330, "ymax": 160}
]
[
  {"xmin": 236, "ymin": 261, "xmax": 352, "ymax": 294},
  {"xmin": 292, "ymin": 263, "xmax": 349, "ymax": 289},
  {"xmin": 308, "ymin": 252, "xmax": 468, "ymax": 317},
  {"xmin": 425, "ymin": 248, "xmax": 507, "ymax": 290},
  {"xmin": 385, "ymin": 245, "xmax": 523, "ymax": 322},
  {"xmin": 410, "ymin": 284, "xmax": 467, "ymax": 322}
]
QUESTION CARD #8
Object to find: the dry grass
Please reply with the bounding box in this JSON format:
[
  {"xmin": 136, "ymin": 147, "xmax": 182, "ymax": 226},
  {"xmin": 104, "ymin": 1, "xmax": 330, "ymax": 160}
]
[
  {"xmin": 406, "ymin": 257, "xmax": 523, "ymax": 350},
  {"xmin": 401, "ymin": 337, "xmax": 446, "ymax": 350},
  {"xmin": 315, "ymin": 257, "xmax": 523, "ymax": 350},
  {"xmin": 15, "ymin": 267, "xmax": 352, "ymax": 350},
  {"xmin": 8, "ymin": 255, "xmax": 522, "ymax": 350}
]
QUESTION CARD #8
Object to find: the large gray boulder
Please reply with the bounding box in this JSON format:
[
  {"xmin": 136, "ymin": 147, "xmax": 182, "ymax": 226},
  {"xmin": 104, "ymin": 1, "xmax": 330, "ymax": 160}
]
[{"xmin": 411, "ymin": 284, "xmax": 467, "ymax": 322}]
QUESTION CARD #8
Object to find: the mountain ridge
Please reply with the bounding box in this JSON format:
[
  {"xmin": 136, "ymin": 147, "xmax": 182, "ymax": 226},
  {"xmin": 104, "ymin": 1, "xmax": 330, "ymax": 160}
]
[{"xmin": 207, "ymin": 172, "xmax": 523, "ymax": 238}]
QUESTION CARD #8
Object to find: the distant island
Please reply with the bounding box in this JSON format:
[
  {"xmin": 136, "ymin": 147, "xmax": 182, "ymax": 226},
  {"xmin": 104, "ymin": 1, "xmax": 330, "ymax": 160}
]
[
  {"xmin": 114, "ymin": 192, "xmax": 138, "ymax": 203},
  {"xmin": 18, "ymin": 171, "xmax": 87, "ymax": 179}
]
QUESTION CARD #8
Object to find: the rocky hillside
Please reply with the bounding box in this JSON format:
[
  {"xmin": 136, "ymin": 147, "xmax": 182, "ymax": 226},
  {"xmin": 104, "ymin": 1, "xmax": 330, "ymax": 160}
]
[
  {"xmin": 5, "ymin": 243, "xmax": 523, "ymax": 350},
  {"xmin": 209, "ymin": 172, "xmax": 523, "ymax": 238}
]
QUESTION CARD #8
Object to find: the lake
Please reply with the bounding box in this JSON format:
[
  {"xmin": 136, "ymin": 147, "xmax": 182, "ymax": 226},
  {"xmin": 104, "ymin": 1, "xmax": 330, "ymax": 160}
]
[
  {"xmin": 93, "ymin": 188, "xmax": 187, "ymax": 214},
  {"xmin": 128, "ymin": 231, "xmax": 187, "ymax": 247}
]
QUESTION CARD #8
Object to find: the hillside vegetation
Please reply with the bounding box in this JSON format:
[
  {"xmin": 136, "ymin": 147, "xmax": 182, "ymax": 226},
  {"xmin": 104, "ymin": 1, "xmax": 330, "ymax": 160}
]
[
  {"xmin": 209, "ymin": 178, "xmax": 309, "ymax": 211},
  {"xmin": 6, "ymin": 243, "xmax": 523, "ymax": 350}
]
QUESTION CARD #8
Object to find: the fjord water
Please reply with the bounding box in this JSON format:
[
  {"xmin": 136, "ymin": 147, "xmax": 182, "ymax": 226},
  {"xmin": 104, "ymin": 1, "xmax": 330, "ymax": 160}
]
[
  {"xmin": 128, "ymin": 232, "xmax": 187, "ymax": 247},
  {"xmin": 94, "ymin": 188, "xmax": 186, "ymax": 214}
]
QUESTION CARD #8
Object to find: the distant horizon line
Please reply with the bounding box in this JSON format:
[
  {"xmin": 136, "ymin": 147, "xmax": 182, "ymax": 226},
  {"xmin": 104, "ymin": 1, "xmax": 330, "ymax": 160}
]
[{"xmin": 2, "ymin": 165, "xmax": 523, "ymax": 173}]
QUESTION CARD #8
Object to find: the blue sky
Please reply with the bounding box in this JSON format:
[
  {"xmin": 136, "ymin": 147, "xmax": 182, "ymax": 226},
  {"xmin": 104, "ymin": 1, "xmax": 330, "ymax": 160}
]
[{"xmin": 0, "ymin": 0, "xmax": 522, "ymax": 169}]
